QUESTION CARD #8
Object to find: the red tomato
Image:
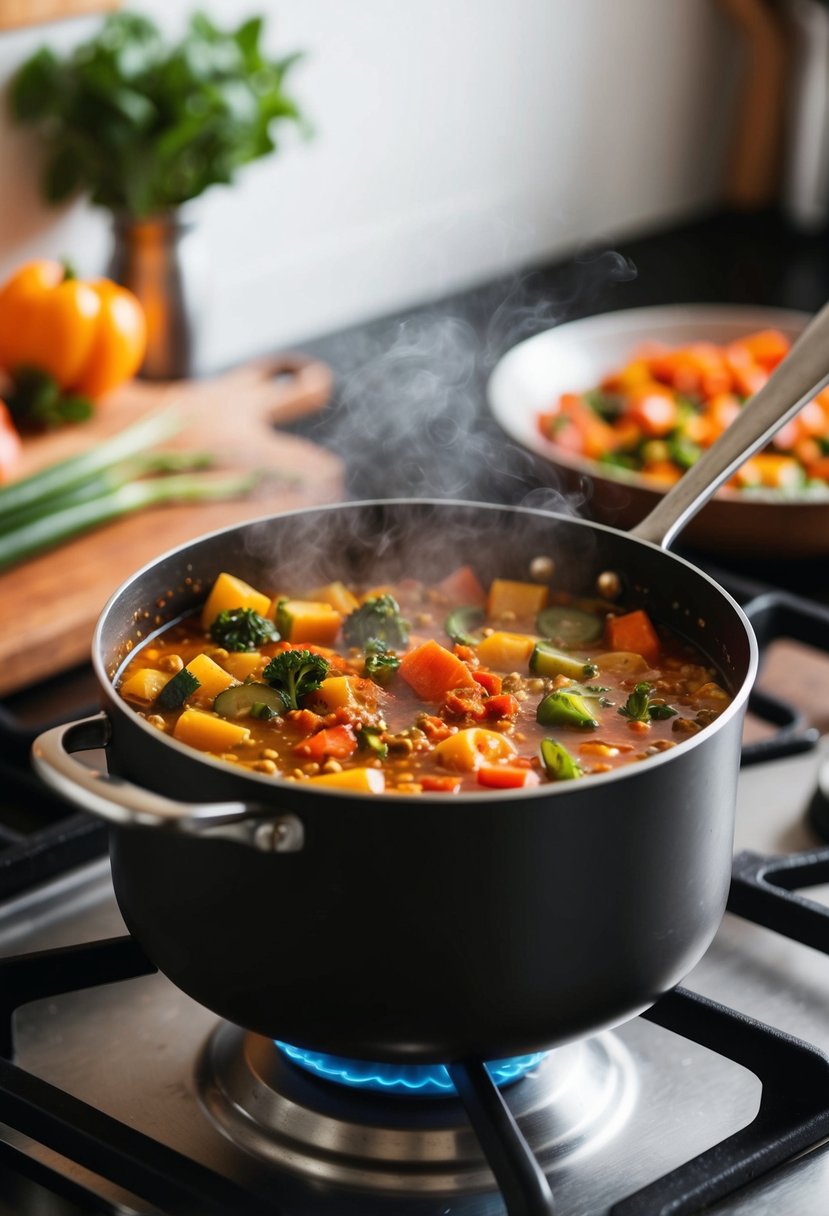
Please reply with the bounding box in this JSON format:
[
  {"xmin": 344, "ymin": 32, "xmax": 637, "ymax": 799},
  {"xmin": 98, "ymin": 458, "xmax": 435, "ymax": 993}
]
[{"xmin": 0, "ymin": 400, "xmax": 21, "ymax": 483}]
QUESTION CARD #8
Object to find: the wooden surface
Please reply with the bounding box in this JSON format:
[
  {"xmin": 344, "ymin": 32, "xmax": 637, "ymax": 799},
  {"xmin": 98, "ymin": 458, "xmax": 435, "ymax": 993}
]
[
  {"xmin": 0, "ymin": 0, "xmax": 120, "ymax": 29},
  {"xmin": 0, "ymin": 354, "xmax": 344, "ymax": 697}
]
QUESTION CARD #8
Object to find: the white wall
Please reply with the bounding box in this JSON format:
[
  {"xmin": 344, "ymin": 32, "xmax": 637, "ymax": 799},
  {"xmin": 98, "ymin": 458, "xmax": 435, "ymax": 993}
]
[{"xmin": 0, "ymin": 0, "xmax": 738, "ymax": 370}]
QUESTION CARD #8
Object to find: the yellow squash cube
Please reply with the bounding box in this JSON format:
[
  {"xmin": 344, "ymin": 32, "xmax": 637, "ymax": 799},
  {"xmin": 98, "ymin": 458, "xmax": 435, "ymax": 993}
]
[
  {"xmin": 277, "ymin": 600, "xmax": 342, "ymax": 645},
  {"xmin": 434, "ymin": 728, "xmax": 517, "ymax": 772},
  {"xmin": 486, "ymin": 579, "xmax": 549, "ymax": 620},
  {"xmin": 308, "ymin": 767, "xmax": 385, "ymax": 792},
  {"xmin": 201, "ymin": 573, "xmax": 271, "ymax": 631},
  {"xmin": 185, "ymin": 653, "xmax": 238, "ymax": 705},
  {"xmin": 220, "ymin": 651, "xmax": 265, "ymax": 681},
  {"xmin": 475, "ymin": 631, "xmax": 536, "ymax": 671},
  {"xmin": 310, "ymin": 581, "xmax": 360, "ymax": 615},
  {"xmin": 173, "ymin": 708, "xmax": 250, "ymax": 752},
  {"xmin": 120, "ymin": 668, "xmax": 170, "ymax": 706},
  {"xmin": 312, "ymin": 676, "xmax": 359, "ymax": 711}
]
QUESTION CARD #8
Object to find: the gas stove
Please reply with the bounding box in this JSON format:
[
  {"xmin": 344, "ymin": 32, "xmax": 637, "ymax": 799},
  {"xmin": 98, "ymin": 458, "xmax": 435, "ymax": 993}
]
[{"xmin": 1, "ymin": 572, "xmax": 829, "ymax": 1216}]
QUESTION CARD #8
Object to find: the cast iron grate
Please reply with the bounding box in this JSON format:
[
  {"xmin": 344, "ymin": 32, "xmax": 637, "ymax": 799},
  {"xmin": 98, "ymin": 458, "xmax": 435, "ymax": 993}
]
[{"xmin": 0, "ymin": 877, "xmax": 828, "ymax": 1216}]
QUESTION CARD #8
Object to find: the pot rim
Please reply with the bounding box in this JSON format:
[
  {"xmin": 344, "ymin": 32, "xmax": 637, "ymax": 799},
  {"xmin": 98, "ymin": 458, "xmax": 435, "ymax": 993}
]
[{"xmin": 93, "ymin": 497, "xmax": 758, "ymax": 806}]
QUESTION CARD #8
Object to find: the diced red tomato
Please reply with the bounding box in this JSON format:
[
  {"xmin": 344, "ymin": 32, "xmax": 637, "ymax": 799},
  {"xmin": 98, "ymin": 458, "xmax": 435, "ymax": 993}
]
[
  {"xmin": 483, "ymin": 693, "xmax": 520, "ymax": 719},
  {"xmin": 472, "ymin": 670, "xmax": 502, "ymax": 696},
  {"xmin": 0, "ymin": 401, "xmax": 21, "ymax": 484},
  {"xmin": 435, "ymin": 565, "xmax": 487, "ymax": 607}
]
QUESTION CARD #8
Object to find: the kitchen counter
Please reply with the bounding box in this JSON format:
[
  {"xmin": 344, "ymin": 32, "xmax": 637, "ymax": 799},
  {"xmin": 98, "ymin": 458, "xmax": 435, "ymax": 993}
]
[{"xmin": 286, "ymin": 206, "xmax": 829, "ymax": 596}]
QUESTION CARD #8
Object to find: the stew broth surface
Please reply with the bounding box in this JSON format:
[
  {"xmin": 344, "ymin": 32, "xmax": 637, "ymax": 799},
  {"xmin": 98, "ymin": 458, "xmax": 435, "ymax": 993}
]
[{"xmin": 117, "ymin": 567, "xmax": 732, "ymax": 794}]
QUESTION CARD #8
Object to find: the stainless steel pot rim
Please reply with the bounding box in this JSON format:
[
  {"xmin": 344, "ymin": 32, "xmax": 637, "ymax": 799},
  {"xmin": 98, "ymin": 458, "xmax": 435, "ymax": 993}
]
[{"xmin": 92, "ymin": 497, "xmax": 759, "ymax": 805}]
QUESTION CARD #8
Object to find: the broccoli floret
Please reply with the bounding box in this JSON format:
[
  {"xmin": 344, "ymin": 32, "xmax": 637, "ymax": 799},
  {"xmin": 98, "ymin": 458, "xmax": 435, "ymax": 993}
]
[
  {"xmin": 363, "ymin": 640, "xmax": 401, "ymax": 685},
  {"xmin": 343, "ymin": 594, "xmax": 409, "ymax": 650},
  {"xmin": 209, "ymin": 607, "xmax": 278, "ymax": 652},
  {"xmin": 263, "ymin": 649, "xmax": 330, "ymax": 711}
]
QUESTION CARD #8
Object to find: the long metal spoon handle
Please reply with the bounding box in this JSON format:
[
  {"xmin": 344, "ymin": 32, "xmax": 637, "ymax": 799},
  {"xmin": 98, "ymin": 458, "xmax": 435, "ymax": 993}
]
[{"xmin": 630, "ymin": 298, "xmax": 829, "ymax": 551}]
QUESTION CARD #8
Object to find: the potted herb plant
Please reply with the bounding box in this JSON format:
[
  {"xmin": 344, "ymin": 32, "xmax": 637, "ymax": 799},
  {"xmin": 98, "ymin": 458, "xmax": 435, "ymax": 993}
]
[{"xmin": 9, "ymin": 10, "xmax": 307, "ymax": 378}]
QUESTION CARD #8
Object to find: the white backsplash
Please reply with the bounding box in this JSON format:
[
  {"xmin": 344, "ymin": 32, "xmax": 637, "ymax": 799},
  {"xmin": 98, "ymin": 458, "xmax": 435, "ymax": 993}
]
[{"xmin": 0, "ymin": 0, "xmax": 738, "ymax": 370}]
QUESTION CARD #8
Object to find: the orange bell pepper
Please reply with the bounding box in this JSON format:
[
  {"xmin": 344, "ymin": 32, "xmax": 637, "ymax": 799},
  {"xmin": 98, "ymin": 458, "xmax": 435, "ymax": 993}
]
[{"xmin": 0, "ymin": 260, "xmax": 146, "ymax": 398}]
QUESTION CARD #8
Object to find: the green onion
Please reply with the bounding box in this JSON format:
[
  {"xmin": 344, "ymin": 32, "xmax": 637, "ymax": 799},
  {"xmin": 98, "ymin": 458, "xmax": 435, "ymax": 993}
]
[
  {"xmin": 0, "ymin": 408, "xmax": 181, "ymax": 519},
  {"xmin": 0, "ymin": 470, "xmax": 260, "ymax": 573},
  {"xmin": 0, "ymin": 450, "xmax": 214, "ymax": 535},
  {"xmin": 540, "ymin": 738, "xmax": 582, "ymax": 781}
]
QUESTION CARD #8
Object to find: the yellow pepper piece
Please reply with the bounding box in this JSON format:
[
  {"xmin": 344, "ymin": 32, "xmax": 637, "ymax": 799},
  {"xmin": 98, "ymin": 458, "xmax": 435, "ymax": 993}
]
[
  {"xmin": 201, "ymin": 572, "xmax": 271, "ymax": 631},
  {"xmin": 312, "ymin": 676, "xmax": 359, "ymax": 711},
  {"xmin": 310, "ymin": 581, "xmax": 360, "ymax": 615},
  {"xmin": 120, "ymin": 668, "xmax": 170, "ymax": 706},
  {"xmin": 185, "ymin": 653, "xmax": 238, "ymax": 704},
  {"xmin": 308, "ymin": 767, "xmax": 385, "ymax": 792},
  {"xmin": 278, "ymin": 599, "xmax": 342, "ymax": 645},
  {"xmin": 220, "ymin": 651, "xmax": 264, "ymax": 681},
  {"xmin": 434, "ymin": 727, "xmax": 517, "ymax": 772},
  {"xmin": 475, "ymin": 631, "xmax": 536, "ymax": 671},
  {"xmin": 173, "ymin": 708, "xmax": 250, "ymax": 752},
  {"xmin": 486, "ymin": 578, "xmax": 549, "ymax": 620}
]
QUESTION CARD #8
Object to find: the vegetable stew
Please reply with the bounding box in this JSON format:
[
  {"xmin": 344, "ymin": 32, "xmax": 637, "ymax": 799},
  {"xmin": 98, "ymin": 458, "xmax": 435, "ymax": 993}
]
[
  {"xmin": 537, "ymin": 328, "xmax": 829, "ymax": 492},
  {"xmin": 117, "ymin": 566, "xmax": 733, "ymax": 794}
]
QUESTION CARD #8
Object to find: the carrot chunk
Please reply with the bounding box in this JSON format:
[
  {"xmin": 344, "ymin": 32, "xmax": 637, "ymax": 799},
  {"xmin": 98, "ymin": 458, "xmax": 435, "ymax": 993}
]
[
  {"xmin": 398, "ymin": 639, "xmax": 475, "ymax": 702},
  {"xmin": 294, "ymin": 725, "xmax": 357, "ymax": 760},
  {"xmin": 420, "ymin": 774, "xmax": 463, "ymax": 794},
  {"xmin": 604, "ymin": 609, "xmax": 661, "ymax": 664},
  {"xmin": 477, "ymin": 764, "xmax": 540, "ymax": 790}
]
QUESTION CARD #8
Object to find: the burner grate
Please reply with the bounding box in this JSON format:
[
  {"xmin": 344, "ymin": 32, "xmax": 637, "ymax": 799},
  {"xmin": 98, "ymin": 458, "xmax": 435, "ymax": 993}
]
[{"xmin": 1, "ymin": 899, "xmax": 829, "ymax": 1216}]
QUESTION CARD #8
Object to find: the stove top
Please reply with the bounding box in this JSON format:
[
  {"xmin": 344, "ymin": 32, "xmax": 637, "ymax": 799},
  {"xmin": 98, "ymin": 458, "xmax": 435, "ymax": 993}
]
[{"xmin": 1, "ymin": 576, "xmax": 829, "ymax": 1216}]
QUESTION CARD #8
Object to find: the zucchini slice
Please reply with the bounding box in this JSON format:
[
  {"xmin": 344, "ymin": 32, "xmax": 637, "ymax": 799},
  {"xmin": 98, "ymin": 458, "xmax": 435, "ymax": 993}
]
[
  {"xmin": 530, "ymin": 641, "xmax": 598, "ymax": 680},
  {"xmin": 445, "ymin": 605, "xmax": 485, "ymax": 646},
  {"xmin": 214, "ymin": 683, "xmax": 285, "ymax": 720},
  {"xmin": 536, "ymin": 605, "xmax": 602, "ymax": 646},
  {"xmin": 155, "ymin": 668, "xmax": 200, "ymax": 709}
]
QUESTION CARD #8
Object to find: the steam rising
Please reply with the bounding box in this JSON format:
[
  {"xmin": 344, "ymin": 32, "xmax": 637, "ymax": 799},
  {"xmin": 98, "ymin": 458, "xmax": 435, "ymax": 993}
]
[{"xmin": 244, "ymin": 247, "xmax": 638, "ymax": 588}]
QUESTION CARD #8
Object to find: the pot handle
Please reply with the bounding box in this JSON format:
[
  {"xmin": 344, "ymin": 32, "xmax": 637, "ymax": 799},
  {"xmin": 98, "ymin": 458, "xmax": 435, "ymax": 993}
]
[
  {"xmin": 31, "ymin": 714, "xmax": 304, "ymax": 854},
  {"xmin": 629, "ymin": 297, "xmax": 829, "ymax": 550}
]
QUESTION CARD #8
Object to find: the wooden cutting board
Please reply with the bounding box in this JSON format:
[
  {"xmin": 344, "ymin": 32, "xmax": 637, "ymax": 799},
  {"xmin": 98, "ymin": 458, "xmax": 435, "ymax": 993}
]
[{"xmin": 0, "ymin": 354, "xmax": 344, "ymax": 697}]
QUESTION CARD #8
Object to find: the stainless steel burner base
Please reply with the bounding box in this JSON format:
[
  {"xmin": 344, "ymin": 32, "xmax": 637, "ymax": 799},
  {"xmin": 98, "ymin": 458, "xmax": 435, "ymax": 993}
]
[{"xmin": 196, "ymin": 1024, "xmax": 637, "ymax": 1196}]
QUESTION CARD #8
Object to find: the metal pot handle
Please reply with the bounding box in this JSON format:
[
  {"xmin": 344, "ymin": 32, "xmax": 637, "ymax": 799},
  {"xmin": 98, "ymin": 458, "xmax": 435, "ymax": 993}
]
[
  {"xmin": 31, "ymin": 714, "xmax": 304, "ymax": 853},
  {"xmin": 630, "ymin": 297, "xmax": 829, "ymax": 550}
]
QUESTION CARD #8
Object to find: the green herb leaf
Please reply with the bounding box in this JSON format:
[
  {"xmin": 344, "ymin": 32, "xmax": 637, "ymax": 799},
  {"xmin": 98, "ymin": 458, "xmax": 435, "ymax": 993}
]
[
  {"xmin": 363, "ymin": 640, "xmax": 400, "ymax": 685},
  {"xmin": 618, "ymin": 682, "xmax": 677, "ymax": 723},
  {"xmin": 209, "ymin": 607, "xmax": 278, "ymax": 652}
]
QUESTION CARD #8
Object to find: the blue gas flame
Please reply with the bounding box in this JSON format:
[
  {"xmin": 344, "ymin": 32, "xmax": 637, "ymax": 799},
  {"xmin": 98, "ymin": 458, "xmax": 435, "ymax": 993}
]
[{"xmin": 276, "ymin": 1042, "xmax": 546, "ymax": 1095}]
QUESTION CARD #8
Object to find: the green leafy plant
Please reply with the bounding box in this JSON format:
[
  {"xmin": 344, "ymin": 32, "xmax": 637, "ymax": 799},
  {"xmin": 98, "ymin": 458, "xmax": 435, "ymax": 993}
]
[{"xmin": 9, "ymin": 11, "xmax": 307, "ymax": 217}]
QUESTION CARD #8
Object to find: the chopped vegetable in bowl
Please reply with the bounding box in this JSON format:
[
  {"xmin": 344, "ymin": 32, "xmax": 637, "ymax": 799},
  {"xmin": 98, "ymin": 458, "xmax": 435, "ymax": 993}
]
[
  {"xmin": 537, "ymin": 329, "xmax": 829, "ymax": 492},
  {"xmin": 116, "ymin": 564, "xmax": 734, "ymax": 794}
]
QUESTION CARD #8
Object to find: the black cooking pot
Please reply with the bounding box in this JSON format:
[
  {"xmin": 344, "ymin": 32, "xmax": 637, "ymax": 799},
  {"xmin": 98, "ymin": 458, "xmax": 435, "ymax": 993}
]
[{"xmin": 32, "ymin": 302, "xmax": 829, "ymax": 1064}]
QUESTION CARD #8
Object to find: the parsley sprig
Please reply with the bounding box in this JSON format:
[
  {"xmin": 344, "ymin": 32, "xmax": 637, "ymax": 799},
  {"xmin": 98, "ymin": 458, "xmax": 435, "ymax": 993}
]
[{"xmin": 618, "ymin": 682, "xmax": 677, "ymax": 724}]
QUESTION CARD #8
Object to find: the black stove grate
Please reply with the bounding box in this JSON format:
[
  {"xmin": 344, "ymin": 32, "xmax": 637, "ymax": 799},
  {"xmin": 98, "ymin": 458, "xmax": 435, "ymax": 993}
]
[{"xmin": 1, "ymin": 863, "xmax": 829, "ymax": 1216}]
